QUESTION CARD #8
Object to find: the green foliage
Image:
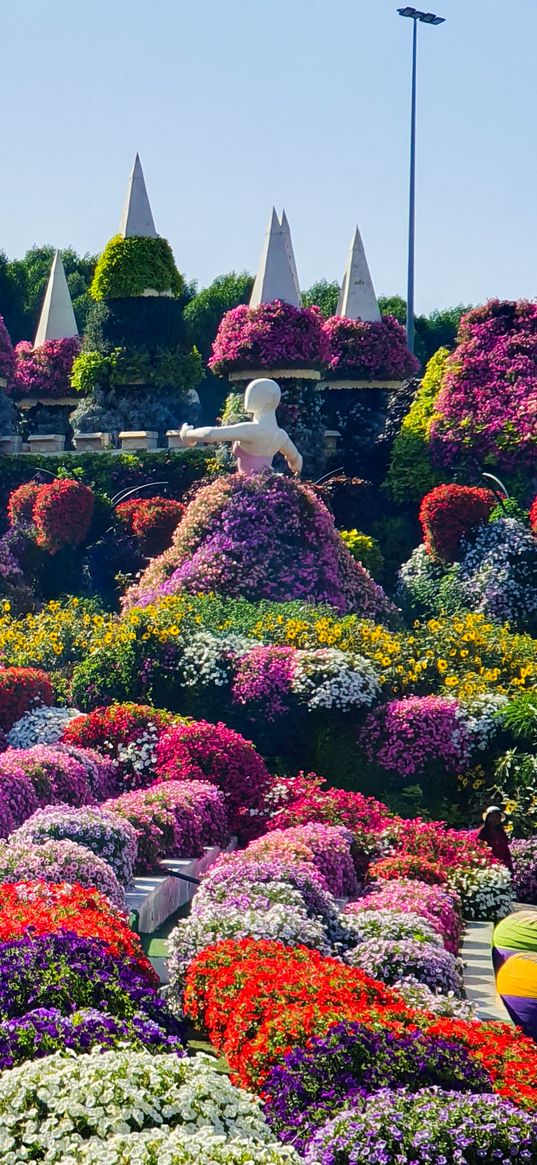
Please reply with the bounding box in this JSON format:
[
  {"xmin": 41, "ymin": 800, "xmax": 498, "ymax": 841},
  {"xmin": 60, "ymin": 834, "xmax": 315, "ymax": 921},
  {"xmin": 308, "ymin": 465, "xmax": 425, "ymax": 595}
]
[
  {"xmin": 184, "ymin": 272, "xmax": 253, "ymax": 360},
  {"xmin": 71, "ymin": 346, "xmax": 202, "ymax": 395},
  {"xmin": 0, "ymin": 246, "xmax": 96, "ymax": 342},
  {"xmin": 491, "ymin": 749, "xmax": 537, "ymax": 838},
  {"xmin": 339, "ymin": 530, "xmax": 384, "ymax": 578},
  {"xmin": 303, "ymin": 280, "xmax": 340, "ymax": 319},
  {"xmin": 90, "ymin": 235, "xmax": 183, "ymax": 301},
  {"xmin": 83, "ymin": 297, "xmax": 187, "ymax": 353},
  {"xmin": 378, "ymin": 295, "xmax": 407, "ymax": 324},
  {"xmin": 500, "ymin": 692, "xmax": 537, "ymax": 749},
  {"xmin": 384, "ymin": 347, "xmax": 449, "ymax": 503}
]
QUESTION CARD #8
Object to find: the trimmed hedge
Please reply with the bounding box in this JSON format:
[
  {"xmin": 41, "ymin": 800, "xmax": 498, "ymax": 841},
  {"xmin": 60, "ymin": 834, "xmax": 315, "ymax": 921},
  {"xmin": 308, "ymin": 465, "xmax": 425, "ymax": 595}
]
[
  {"xmin": 0, "ymin": 448, "xmax": 211, "ymax": 531},
  {"xmin": 83, "ymin": 298, "xmax": 188, "ymax": 354},
  {"xmin": 91, "ymin": 236, "xmax": 184, "ymax": 301}
]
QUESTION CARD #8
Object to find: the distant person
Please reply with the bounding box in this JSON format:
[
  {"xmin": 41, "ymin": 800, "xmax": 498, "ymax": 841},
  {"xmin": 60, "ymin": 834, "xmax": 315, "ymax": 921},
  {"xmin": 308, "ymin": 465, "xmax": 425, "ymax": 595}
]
[{"xmin": 478, "ymin": 805, "xmax": 513, "ymax": 873}]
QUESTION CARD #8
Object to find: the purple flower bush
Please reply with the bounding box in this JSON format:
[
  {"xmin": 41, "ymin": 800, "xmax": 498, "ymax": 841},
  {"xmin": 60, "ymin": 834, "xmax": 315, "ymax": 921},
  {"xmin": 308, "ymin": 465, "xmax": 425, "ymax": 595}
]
[
  {"xmin": 511, "ymin": 838, "xmax": 537, "ymax": 904},
  {"xmin": 458, "ymin": 517, "xmax": 537, "ymax": 634},
  {"xmin": 54, "ymin": 744, "xmax": 118, "ymax": 800},
  {"xmin": 248, "ymin": 823, "xmax": 359, "ymax": 899},
  {"xmin": 324, "ymin": 315, "xmax": 420, "ymax": 380},
  {"xmin": 347, "ymin": 937, "xmax": 464, "ymax": 995},
  {"xmin": 198, "ymin": 855, "xmax": 339, "ymax": 931},
  {"xmin": 209, "ymin": 300, "xmax": 330, "ymax": 375},
  {"xmin": 0, "ymin": 1006, "xmax": 184, "ymax": 1070},
  {"xmin": 0, "ymin": 838, "xmax": 125, "ymax": 907},
  {"xmin": 0, "ymin": 764, "xmax": 38, "ymax": 834},
  {"xmin": 14, "ymin": 805, "xmax": 138, "ymax": 886},
  {"xmin": 125, "ymin": 473, "xmax": 394, "ymax": 622},
  {"xmin": 430, "ymin": 299, "xmax": 537, "ymax": 470},
  {"xmin": 0, "ymin": 745, "xmax": 93, "ymax": 808},
  {"xmin": 0, "ymin": 931, "xmax": 178, "ymax": 1029},
  {"xmin": 359, "ymin": 696, "xmax": 485, "ymax": 778},
  {"xmin": 306, "ymin": 1088, "xmax": 537, "ymax": 1165},
  {"xmin": 263, "ymin": 1023, "xmax": 491, "ymax": 1152},
  {"xmin": 0, "ymin": 315, "xmax": 15, "ymax": 387},
  {"xmin": 12, "ymin": 336, "xmax": 80, "ymax": 400}
]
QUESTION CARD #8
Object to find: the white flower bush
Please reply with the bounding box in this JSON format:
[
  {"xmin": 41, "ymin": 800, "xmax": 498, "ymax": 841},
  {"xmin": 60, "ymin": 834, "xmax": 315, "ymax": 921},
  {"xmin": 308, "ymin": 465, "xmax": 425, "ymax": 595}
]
[
  {"xmin": 0, "ymin": 1049, "xmax": 275, "ymax": 1162},
  {"xmin": 6, "ymin": 706, "xmax": 83, "ymax": 749},
  {"xmin": 341, "ymin": 908, "xmax": 444, "ymax": 948},
  {"xmin": 179, "ymin": 631, "xmax": 258, "ymax": 689},
  {"xmin": 168, "ymin": 903, "xmax": 330, "ymax": 997},
  {"xmin": 115, "ymin": 726, "xmax": 160, "ymax": 784},
  {"xmin": 447, "ymin": 862, "xmax": 513, "ymax": 921},
  {"xmin": 463, "ymin": 693, "xmax": 508, "ymax": 752},
  {"xmin": 13, "ymin": 805, "xmax": 138, "ymax": 887},
  {"xmin": 291, "ymin": 649, "xmax": 381, "ymax": 712},
  {"xmin": 65, "ymin": 1129, "xmax": 301, "ymax": 1165}
]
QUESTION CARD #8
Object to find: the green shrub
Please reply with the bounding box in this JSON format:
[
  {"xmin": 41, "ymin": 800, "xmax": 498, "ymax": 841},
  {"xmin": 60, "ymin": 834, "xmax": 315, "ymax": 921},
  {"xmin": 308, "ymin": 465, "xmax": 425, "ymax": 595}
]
[
  {"xmin": 70, "ymin": 350, "xmax": 111, "ymax": 394},
  {"xmin": 90, "ymin": 235, "xmax": 184, "ymax": 301},
  {"xmin": 339, "ymin": 530, "xmax": 384, "ymax": 578},
  {"xmin": 84, "ymin": 297, "xmax": 188, "ymax": 353},
  {"xmin": 385, "ymin": 347, "xmax": 449, "ymax": 503},
  {"xmin": 71, "ymin": 346, "xmax": 202, "ymax": 396}
]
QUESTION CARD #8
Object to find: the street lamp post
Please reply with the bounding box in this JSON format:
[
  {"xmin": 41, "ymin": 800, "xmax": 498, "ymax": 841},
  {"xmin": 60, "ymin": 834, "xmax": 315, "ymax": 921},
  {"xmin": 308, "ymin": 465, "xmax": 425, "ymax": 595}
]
[{"xmin": 398, "ymin": 7, "xmax": 445, "ymax": 355}]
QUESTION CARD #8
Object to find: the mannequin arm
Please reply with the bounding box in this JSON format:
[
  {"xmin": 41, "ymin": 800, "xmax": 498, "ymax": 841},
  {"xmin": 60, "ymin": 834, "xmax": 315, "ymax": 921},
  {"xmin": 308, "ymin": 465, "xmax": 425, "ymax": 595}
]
[
  {"xmin": 180, "ymin": 422, "xmax": 255, "ymax": 447},
  {"xmin": 279, "ymin": 432, "xmax": 303, "ymax": 475}
]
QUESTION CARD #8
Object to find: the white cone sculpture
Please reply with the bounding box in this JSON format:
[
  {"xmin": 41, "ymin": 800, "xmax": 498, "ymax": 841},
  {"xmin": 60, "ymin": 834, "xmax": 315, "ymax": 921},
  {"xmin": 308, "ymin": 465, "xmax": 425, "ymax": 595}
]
[
  {"xmin": 337, "ymin": 226, "xmax": 381, "ymax": 322},
  {"xmin": 119, "ymin": 153, "xmax": 157, "ymax": 238},
  {"xmin": 34, "ymin": 252, "xmax": 78, "ymax": 347},
  {"xmin": 249, "ymin": 208, "xmax": 301, "ymax": 308}
]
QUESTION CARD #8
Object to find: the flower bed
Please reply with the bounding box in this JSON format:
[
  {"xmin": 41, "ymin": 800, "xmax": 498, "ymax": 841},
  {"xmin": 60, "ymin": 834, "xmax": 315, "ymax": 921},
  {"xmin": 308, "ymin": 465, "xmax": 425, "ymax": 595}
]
[
  {"xmin": 0, "ymin": 668, "xmax": 54, "ymax": 732},
  {"xmin": 14, "ymin": 805, "xmax": 138, "ymax": 885},
  {"xmin": 0, "ymin": 838, "xmax": 125, "ymax": 907}
]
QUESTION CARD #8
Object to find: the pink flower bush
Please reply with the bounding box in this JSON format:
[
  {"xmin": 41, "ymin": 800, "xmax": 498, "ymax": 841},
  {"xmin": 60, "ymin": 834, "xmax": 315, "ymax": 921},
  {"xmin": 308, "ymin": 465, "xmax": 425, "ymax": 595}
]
[
  {"xmin": 345, "ymin": 879, "xmax": 463, "ymax": 954},
  {"xmin": 53, "ymin": 745, "xmax": 118, "ymax": 801},
  {"xmin": 155, "ymin": 720, "xmax": 270, "ymax": 834},
  {"xmin": 124, "ymin": 473, "xmax": 394, "ymax": 622},
  {"xmin": 0, "ymin": 764, "xmax": 39, "ymax": 834},
  {"xmin": 209, "ymin": 300, "xmax": 330, "ymax": 375},
  {"xmin": 0, "ymin": 746, "xmax": 93, "ymax": 808},
  {"xmin": 232, "ymin": 646, "xmax": 295, "ymax": 721},
  {"xmin": 0, "ymin": 316, "xmax": 15, "ymax": 387},
  {"xmin": 12, "ymin": 336, "xmax": 80, "ymax": 400},
  {"xmin": 324, "ymin": 315, "xmax": 420, "ymax": 380},
  {"xmin": 0, "ymin": 838, "xmax": 125, "ymax": 908},
  {"xmin": 359, "ymin": 696, "xmax": 479, "ymax": 777},
  {"xmin": 246, "ymin": 823, "xmax": 358, "ymax": 898},
  {"xmin": 430, "ymin": 300, "xmax": 537, "ymax": 469},
  {"xmin": 102, "ymin": 779, "xmax": 229, "ymax": 872}
]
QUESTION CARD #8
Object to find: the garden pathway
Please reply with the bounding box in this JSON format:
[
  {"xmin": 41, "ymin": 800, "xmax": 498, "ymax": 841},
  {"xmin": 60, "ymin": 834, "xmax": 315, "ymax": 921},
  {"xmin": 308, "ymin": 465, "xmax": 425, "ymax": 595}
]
[{"xmin": 462, "ymin": 920, "xmax": 512, "ymax": 1023}]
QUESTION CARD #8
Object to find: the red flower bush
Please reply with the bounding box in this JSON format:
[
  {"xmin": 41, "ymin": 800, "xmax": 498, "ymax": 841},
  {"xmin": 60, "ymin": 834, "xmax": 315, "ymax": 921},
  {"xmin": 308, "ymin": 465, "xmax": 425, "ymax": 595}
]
[
  {"xmin": 419, "ymin": 484, "xmax": 496, "ymax": 563},
  {"xmin": 32, "ymin": 479, "xmax": 94, "ymax": 554},
  {"xmin": 0, "ymin": 881, "xmax": 155, "ymax": 977},
  {"xmin": 324, "ymin": 315, "xmax": 420, "ymax": 381},
  {"xmin": 530, "ymin": 495, "xmax": 537, "ymax": 534},
  {"xmin": 0, "ymin": 668, "xmax": 54, "ymax": 731},
  {"xmin": 116, "ymin": 497, "xmax": 185, "ymax": 556},
  {"xmin": 7, "ymin": 482, "xmax": 42, "ymax": 528},
  {"xmin": 369, "ymin": 854, "xmax": 447, "ymax": 886},
  {"xmin": 393, "ymin": 818, "xmax": 494, "ymax": 871},
  {"xmin": 426, "ymin": 1016, "xmax": 537, "ymax": 1111},
  {"xmin": 155, "ymin": 720, "xmax": 271, "ymax": 832}
]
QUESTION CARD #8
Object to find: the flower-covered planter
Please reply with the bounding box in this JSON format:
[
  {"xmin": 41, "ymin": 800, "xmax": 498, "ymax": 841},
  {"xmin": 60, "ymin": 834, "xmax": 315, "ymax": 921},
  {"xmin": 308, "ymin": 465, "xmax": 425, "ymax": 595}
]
[
  {"xmin": 209, "ymin": 300, "xmax": 329, "ymax": 378},
  {"xmin": 322, "ymin": 315, "xmax": 420, "ymax": 387},
  {"xmin": 13, "ymin": 337, "xmax": 80, "ymax": 402}
]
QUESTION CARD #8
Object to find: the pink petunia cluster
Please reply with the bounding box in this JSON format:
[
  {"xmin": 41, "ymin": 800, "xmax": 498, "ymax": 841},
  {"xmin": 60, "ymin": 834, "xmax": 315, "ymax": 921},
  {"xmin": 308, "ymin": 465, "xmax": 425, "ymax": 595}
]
[
  {"xmin": 209, "ymin": 300, "xmax": 330, "ymax": 375},
  {"xmin": 12, "ymin": 337, "xmax": 80, "ymax": 400},
  {"xmin": 0, "ymin": 315, "xmax": 15, "ymax": 386},
  {"xmin": 102, "ymin": 779, "xmax": 229, "ymax": 872},
  {"xmin": 359, "ymin": 696, "xmax": 477, "ymax": 777},
  {"xmin": 324, "ymin": 315, "xmax": 420, "ymax": 380},
  {"xmin": 246, "ymin": 822, "xmax": 358, "ymax": 899},
  {"xmin": 0, "ymin": 746, "xmax": 94, "ymax": 812},
  {"xmin": 430, "ymin": 299, "xmax": 537, "ymax": 469}
]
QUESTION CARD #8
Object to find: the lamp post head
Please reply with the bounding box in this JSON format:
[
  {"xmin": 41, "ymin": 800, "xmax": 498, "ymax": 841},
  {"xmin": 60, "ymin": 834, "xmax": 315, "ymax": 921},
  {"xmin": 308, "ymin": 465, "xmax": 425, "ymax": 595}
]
[{"xmin": 398, "ymin": 7, "xmax": 445, "ymax": 23}]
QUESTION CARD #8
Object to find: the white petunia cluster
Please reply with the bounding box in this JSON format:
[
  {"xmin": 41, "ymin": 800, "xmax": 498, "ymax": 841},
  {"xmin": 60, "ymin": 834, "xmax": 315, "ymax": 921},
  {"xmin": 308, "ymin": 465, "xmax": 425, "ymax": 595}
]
[
  {"xmin": 179, "ymin": 631, "xmax": 258, "ymax": 689},
  {"xmin": 63, "ymin": 1128, "xmax": 302, "ymax": 1165},
  {"xmin": 115, "ymin": 726, "xmax": 160, "ymax": 782},
  {"xmin": 447, "ymin": 862, "xmax": 513, "ymax": 922},
  {"xmin": 291, "ymin": 649, "xmax": 381, "ymax": 712},
  {"xmin": 6, "ymin": 706, "xmax": 83, "ymax": 749},
  {"xmin": 462, "ymin": 693, "xmax": 508, "ymax": 752},
  {"xmin": 0, "ymin": 1049, "xmax": 275, "ymax": 1163}
]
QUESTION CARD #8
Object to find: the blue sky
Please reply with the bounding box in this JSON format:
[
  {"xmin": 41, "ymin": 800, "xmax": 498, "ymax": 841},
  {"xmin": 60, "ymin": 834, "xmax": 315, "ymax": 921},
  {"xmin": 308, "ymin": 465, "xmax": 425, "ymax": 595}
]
[{"xmin": 2, "ymin": 0, "xmax": 536, "ymax": 312}]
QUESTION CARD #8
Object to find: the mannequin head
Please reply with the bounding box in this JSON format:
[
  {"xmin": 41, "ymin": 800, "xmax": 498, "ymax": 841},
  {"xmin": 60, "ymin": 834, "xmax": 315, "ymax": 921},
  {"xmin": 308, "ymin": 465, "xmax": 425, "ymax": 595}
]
[{"xmin": 244, "ymin": 378, "xmax": 281, "ymax": 418}]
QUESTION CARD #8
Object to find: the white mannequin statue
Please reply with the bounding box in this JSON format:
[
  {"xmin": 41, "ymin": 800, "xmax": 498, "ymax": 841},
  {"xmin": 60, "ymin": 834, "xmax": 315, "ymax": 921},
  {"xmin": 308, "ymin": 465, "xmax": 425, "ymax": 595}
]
[{"xmin": 180, "ymin": 377, "xmax": 303, "ymax": 475}]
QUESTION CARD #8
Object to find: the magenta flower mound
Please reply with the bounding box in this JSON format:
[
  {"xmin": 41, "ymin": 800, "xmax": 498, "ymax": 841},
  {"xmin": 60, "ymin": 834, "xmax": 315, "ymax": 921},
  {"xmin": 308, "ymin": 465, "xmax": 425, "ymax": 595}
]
[
  {"xmin": 430, "ymin": 299, "xmax": 537, "ymax": 470},
  {"xmin": 0, "ymin": 316, "xmax": 15, "ymax": 387},
  {"xmin": 155, "ymin": 720, "xmax": 270, "ymax": 833},
  {"xmin": 209, "ymin": 299, "xmax": 330, "ymax": 375},
  {"xmin": 246, "ymin": 823, "xmax": 358, "ymax": 899},
  {"xmin": 344, "ymin": 880, "xmax": 463, "ymax": 955},
  {"xmin": 12, "ymin": 336, "xmax": 80, "ymax": 400},
  {"xmin": 324, "ymin": 315, "xmax": 420, "ymax": 380},
  {"xmin": 359, "ymin": 696, "xmax": 477, "ymax": 777},
  {"xmin": 0, "ymin": 746, "xmax": 93, "ymax": 807},
  {"xmin": 0, "ymin": 838, "xmax": 125, "ymax": 909},
  {"xmin": 102, "ymin": 780, "xmax": 229, "ymax": 872},
  {"xmin": 53, "ymin": 745, "xmax": 118, "ymax": 801},
  {"xmin": 124, "ymin": 473, "xmax": 394, "ymax": 621},
  {"xmin": 232, "ymin": 645, "xmax": 295, "ymax": 720}
]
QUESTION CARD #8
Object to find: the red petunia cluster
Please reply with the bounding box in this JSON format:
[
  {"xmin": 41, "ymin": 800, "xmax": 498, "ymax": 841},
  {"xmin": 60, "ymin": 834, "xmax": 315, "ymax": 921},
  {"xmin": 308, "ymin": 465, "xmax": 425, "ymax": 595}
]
[
  {"xmin": 7, "ymin": 482, "xmax": 42, "ymax": 528},
  {"xmin": 419, "ymin": 483, "xmax": 496, "ymax": 564},
  {"xmin": 369, "ymin": 854, "xmax": 447, "ymax": 886},
  {"xmin": 116, "ymin": 497, "xmax": 185, "ymax": 556},
  {"xmin": 0, "ymin": 667, "xmax": 54, "ymax": 731}
]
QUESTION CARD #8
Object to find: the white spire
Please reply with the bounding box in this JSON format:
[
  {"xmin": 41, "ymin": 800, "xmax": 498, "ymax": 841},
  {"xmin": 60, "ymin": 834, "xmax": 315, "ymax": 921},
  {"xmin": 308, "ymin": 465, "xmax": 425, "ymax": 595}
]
[
  {"xmin": 34, "ymin": 252, "xmax": 78, "ymax": 348},
  {"xmin": 279, "ymin": 210, "xmax": 302, "ymax": 305},
  {"xmin": 336, "ymin": 226, "xmax": 381, "ymax": 322},
  {"xmin": 249, "ymin": 208, "xmax": 301, "ymax": 308},
  {"xmin": 119, "ymin": 153, "xmax": 157, "ymax": 238}
]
